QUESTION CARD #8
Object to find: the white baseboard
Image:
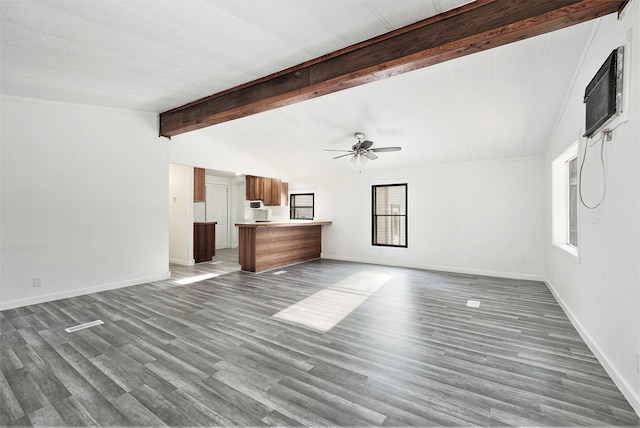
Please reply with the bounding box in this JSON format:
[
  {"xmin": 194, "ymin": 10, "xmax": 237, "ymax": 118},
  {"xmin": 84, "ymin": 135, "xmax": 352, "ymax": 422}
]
[
  {"xmin": 545, "ymin": 278, "xmax": 640, "ymax": 417},
  {"xmin": 0, "ymin": 272, "xmax": 171, "ymax": 311},
  {"xmin": 321, "ymin": 254, "xmax": 545, "ymax": 282},
  {"xmin": 169, "ymin": 257, "xmax": 195, "ymax": 266}
]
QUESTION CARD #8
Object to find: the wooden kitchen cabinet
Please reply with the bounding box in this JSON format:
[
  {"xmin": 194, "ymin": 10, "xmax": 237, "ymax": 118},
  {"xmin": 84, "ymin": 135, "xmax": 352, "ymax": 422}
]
[
  {"xmin": 262, "ymin": 178, "xmax": 273, "ymax": 205},
  {"xmin": 245, "ymin": 175, "xmax": 285, "ymax": 205},
  {"xmin": 194, "ymin": 167, "xmax": 205, "ymax": 202},
  {"xmin": 280, "ymin": 181, "xmax": 288, "ymax": 206},
  {"xmin": 262, "ymin": 177, "xmax": 282, "ymax": 206},
  {"xmin": 245, "ymin": 175, "xmax": 261, "ymax": 201},
  {"xmin": 269, "ymin": 178, "xmax": 281, "ymax": 206},
  {"xmin": 194, "ymin": 222, "xmax": 216, "ymax": 263}
]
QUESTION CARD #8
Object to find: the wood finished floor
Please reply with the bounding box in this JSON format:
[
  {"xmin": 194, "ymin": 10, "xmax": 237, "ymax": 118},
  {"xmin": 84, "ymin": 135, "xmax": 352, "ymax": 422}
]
[{"xmin": 1, "ymin": 252, "xmax": 639, "ymax": 427}]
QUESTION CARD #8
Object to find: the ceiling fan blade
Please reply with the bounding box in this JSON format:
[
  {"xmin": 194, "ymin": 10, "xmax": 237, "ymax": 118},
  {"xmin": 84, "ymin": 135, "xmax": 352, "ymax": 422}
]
[
  {"xmin": 333, "ymin": 152, "xmax": 355, "ymax": 159},
  {"xmin": 370, "ymin": 146, "xmax": 402, "ymax": 153},
  {"xmin": 360, "ymin": 140, "xmax": 374, "ymax": 150},
  {"xmin": 365, "ymin": 152, "xmax": 378, "ymax": 160}
]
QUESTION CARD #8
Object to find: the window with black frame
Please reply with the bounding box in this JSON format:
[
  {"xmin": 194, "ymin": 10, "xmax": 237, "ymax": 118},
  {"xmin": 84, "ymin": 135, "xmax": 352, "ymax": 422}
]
[
  {"xmin": 372, "ymin": 184, "xmax": 407, "ymax": 247},
  {"xmin": 290, "ymin": 193, "xmax": 314, "ymax": 220}
]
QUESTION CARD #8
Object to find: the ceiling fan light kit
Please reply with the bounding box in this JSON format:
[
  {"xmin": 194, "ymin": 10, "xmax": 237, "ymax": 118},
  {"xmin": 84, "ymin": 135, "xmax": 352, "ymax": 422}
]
[{"xmin": 324, "ymin": 132, "xmax": 401, "ymax": 171}]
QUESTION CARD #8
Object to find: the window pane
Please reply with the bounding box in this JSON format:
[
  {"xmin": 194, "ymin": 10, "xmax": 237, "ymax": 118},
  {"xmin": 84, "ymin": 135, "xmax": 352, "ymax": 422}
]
[
  {"xmin": 568, "ymin": 157, "xmax": 578, "ymax": 247},
  {"xmin": 294, "ymin": 208, "xmax": 313, "ymax": 219},
  {"xmin": 292, "ymin": 194, "xmax": 313, "ymax": 207},
  {"xmin": 374, "ymin": 186, "xmax": 406, "ymax": 215},
  {"xmin": 374, "ymin": 216, "xmax": 406, "ymax": 246}
]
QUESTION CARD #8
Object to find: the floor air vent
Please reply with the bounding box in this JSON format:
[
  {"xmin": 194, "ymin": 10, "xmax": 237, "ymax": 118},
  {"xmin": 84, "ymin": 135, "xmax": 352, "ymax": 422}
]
[{"xmin": 65, "ymin": 320, "xmax": 104, "ymax": 333}]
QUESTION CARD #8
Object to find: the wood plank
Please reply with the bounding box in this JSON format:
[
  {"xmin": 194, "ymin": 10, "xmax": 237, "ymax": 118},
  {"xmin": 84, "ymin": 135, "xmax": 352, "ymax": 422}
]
[{"xmin": 159, "ymin": 0, "xmax": 624, "ymax": 137}]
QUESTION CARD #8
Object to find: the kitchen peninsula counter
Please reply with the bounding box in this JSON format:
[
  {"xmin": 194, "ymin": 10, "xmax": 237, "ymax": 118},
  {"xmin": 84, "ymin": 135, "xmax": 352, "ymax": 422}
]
[{"xmin": 235, "ymin": 221, "xmax": 331, "ymax": 272}]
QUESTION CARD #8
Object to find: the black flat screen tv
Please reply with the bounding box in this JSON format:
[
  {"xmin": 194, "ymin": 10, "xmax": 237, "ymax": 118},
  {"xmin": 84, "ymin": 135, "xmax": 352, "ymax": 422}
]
[{"xmin": 583, "ymin": 47, "xmax": 624, "ymax": 138}]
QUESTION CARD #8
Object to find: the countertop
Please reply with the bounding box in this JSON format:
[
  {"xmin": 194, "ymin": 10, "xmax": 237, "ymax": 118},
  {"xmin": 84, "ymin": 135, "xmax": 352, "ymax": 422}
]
[
  {"xmin": 235, "ymin": 220, "xmax": 332, "ymax": 228},
  {"xmin": 194, "ymin": 221, "xmax": 217, "ymax": 225}
]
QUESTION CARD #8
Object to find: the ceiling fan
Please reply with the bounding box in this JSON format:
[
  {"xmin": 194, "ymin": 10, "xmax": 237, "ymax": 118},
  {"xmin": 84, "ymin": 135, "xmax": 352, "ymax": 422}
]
[{"xmin": 324, "ymin": 132, "xmax": 402, "ymax": 164}]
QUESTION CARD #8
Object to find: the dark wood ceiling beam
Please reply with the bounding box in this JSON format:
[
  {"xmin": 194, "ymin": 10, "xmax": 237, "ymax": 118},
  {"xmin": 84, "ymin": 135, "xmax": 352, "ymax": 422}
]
[{"xmin": 159, "ymin": 0, "xmax": 624, "ymax": 138}]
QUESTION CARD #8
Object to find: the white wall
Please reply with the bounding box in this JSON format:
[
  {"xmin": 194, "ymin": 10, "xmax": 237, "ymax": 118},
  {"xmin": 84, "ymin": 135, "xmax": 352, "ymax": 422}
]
[
  {"xmin": 168, "ymin": 131, "xmax": 289, "ymax": 180},
  {"xmin": 291, "ymin": 157, "xmax": 544, "ymax": 280},
  {"xmin": 543, "ymin": 6, "xmax": 640, "ymax": 414},
  {"xmin": 168, "ymin": 164, "xmax": 194, "ymax": 265},
  {"xmin": 0, "ymin": 96, "xmax": 169, "ymax": 310}
]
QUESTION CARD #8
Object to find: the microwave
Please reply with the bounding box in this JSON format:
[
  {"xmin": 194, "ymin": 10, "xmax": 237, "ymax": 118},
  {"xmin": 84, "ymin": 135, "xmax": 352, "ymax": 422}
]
[
  {"xmin": 249, "ymin": 200, "xmax": 263, "ymax": 209},
  {"xmin": 253, "ymin": 208, "xmax": 272, "ymax": 222}
]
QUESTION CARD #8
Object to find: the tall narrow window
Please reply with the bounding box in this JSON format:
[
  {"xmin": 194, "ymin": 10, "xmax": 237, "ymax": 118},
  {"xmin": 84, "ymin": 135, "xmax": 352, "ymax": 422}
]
[
  {"xmin": 372, "ymin": 184, "xmax": 407, "ymax": 247},
  {"xmin": 567, "ymin": 156, "xmax": 578, "ymax": 247},
  {"xmin": 552, "ymin": 142, "xmax": 579, "ymax": 258},
  {"xmin": 290, "ymin": 193, "xmax": 314, "ymax": 220}
]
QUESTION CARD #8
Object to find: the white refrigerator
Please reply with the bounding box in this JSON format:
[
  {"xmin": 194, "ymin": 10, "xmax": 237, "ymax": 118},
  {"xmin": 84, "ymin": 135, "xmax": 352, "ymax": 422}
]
[{"xmin": 193, "ymin": 202, "xmax": 206, "ymax": 222}]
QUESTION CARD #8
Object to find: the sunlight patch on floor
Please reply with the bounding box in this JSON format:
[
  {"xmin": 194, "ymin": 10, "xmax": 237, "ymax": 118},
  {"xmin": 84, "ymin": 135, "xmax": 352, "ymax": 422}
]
[
  {"xmin": 174, "ymin": 273, "xmax": 219, "ymax": 285},
  {"xmin": 272, "ymin": 271, "xmax": 392, "ymax": 332}
]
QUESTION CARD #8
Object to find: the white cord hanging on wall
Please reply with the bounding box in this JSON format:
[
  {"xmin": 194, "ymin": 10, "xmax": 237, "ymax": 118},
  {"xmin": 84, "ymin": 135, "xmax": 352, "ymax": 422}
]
[{"xmin": 579, "ymin": 128, "xmax": 611, "ymax": 210}]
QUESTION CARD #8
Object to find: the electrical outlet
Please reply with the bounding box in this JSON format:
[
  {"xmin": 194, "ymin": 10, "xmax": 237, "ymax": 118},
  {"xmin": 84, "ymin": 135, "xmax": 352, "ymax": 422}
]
[{"xmin": 32, "ymin": 277, "xmax": 42, "ymax": 287}]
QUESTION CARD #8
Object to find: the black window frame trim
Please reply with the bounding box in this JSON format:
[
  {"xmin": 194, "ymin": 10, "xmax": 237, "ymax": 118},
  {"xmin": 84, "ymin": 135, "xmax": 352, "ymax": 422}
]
[
  {"xmin": 290, "ymin": 193, "xmax": 315, "ymax": 220},
  {"xmin": 371, "ymin": 183, "xmax": 408, "ymax": 248}
]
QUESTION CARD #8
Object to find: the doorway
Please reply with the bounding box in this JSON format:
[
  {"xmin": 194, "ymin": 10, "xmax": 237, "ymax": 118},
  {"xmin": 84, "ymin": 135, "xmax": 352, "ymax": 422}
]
[{"xmin": 206, "ymin": 184, "xmax": 229, "ymax": 249}]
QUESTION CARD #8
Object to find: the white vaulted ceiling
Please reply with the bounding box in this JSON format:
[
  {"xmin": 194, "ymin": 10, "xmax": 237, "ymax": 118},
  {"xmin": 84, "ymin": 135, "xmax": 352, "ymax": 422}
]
[{"xmin": 1, "ymin": 0, "xmax": 597, "ymax": 176}]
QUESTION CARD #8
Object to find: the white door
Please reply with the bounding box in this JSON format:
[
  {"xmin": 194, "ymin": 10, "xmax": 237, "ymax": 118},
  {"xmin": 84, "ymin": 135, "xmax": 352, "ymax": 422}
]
[{"xmin": 206, "ymin": 184, "xmax": 229, "ymax": 249}]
